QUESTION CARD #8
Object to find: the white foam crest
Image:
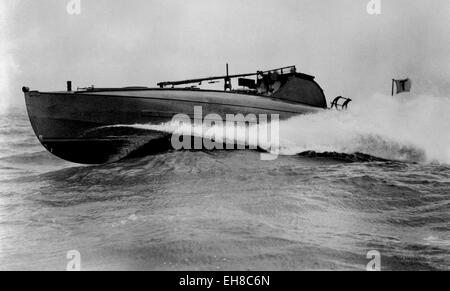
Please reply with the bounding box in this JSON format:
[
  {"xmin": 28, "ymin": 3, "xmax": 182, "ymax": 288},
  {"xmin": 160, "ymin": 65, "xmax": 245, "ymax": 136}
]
[
  {"xmin": 117, "ymin": 93, "xmax": 450, "ymax": 164},
  {"xmin": 277, "ymin": 93, "xmax": 450, "ymax": 163}
]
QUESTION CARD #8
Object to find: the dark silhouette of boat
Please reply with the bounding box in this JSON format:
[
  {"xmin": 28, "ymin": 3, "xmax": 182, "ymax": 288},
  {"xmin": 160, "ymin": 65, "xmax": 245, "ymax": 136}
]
[{"xmin": 23, "ymin": 65, "xmax": 328, "ymax": 164}]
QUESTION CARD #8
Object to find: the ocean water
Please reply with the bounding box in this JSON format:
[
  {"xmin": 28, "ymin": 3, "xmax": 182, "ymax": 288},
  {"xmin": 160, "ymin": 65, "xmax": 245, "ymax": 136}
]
[{"xmin": 0, "ymin": 94, "xmax": 449, "ymax": 271}]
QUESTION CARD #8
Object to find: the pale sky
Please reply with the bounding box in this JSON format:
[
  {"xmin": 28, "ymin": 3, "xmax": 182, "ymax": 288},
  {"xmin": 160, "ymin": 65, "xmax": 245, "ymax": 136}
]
[{"xmin": 1, "ymin": 0, "xmax": 449, "ymax": 109}]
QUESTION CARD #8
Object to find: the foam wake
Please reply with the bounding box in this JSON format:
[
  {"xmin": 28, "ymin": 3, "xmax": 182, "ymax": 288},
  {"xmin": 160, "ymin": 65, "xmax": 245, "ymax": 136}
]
[
  {"xmin": 114, "ymin": 93, "xmax": 449, "ymax": 164},
  {"xmin": 275, "ymin": 93, "xmax": 449, "ymax": 164}
]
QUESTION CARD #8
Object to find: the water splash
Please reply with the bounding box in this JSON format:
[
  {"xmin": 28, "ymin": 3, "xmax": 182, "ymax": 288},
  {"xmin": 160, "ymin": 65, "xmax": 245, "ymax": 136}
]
[
  {"xmin": 112, "ymin": 93, "xmax": 449, "ymax": 164},
  {"xmin": 276, "ymin": 93, "xmax": 450, "ymax": 163}
]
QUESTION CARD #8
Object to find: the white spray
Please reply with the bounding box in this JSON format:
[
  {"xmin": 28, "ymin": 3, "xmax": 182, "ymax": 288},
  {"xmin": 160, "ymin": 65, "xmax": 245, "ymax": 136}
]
[
  {"xmin": 276, "ymin": 93, "xmax": 450, "ymax": 164},
  {"xmin": 114, "ymin": 93, "xmax": 450, "ymax": 164}
]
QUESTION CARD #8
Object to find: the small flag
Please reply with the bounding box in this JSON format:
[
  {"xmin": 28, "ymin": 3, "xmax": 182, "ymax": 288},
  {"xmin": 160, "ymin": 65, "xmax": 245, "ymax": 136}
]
[{"xmin": 392, "ymin": 78, "xmax": 412, "ymax": 95}]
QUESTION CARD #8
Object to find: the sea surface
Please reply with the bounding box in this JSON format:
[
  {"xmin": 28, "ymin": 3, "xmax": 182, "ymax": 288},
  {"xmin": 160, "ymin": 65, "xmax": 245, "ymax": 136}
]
[{"xmin": 0, "ymin": 94, "xmax": 449, "ymax": 270}]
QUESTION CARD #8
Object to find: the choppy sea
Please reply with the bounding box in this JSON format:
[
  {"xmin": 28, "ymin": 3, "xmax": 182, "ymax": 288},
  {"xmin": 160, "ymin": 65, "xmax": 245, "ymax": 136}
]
[{"xmin": 0, "ymin": 94, "xmax": 449, "ymax": 270}]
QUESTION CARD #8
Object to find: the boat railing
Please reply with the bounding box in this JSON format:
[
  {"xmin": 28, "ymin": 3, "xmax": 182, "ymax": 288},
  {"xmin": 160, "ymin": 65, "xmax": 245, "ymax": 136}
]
[{"xmin": 330, "ymin": 96, "xmax": 352, "ymax": 110}]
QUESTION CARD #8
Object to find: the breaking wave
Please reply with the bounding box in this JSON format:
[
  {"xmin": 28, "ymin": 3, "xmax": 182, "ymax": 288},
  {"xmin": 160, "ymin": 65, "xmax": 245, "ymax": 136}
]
[{"xmin": 114, "ymin": 93, "xmax": 450, "ymax": 164}]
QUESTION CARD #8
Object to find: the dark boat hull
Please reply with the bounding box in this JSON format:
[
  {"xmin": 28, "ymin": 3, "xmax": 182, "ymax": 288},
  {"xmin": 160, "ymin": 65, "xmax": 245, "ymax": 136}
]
[{"xmin": 24, "ymin": 88, "xmax": 324, "ymax": 164}]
